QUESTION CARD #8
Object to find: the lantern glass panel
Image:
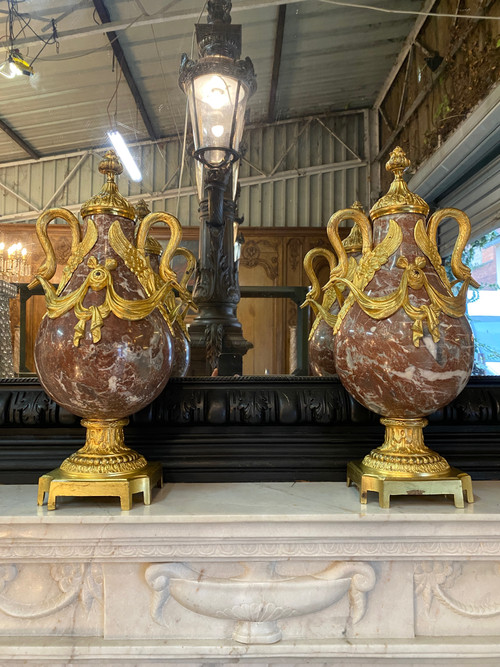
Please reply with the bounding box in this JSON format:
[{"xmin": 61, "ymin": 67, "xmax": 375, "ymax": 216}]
[{"xmin": 188, "ymin": 71, "xmax": 248, "ymax": 167}]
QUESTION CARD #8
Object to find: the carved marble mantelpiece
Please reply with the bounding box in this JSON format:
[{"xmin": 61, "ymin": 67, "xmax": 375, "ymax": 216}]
[{"xmin": 1, "ymin": 481, "xmax": 500, "ymax": 665}]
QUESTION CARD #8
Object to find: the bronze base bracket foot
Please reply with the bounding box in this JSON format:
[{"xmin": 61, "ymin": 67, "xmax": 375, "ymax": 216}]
[
  {"xmin": 37, "ymin": 461, "xmax": 163, "ymax": 511},
  {"xmin": 346, "ymin": 460, "xmax": 474, "ymax": 509}
]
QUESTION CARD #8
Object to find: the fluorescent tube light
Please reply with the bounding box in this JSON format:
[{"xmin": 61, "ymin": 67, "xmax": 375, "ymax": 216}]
[{"xmin": 107, "ymin": 130, "xmax": 142, "ymax": 182}]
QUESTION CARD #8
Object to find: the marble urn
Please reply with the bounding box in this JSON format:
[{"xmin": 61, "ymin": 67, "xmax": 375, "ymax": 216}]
[
  {"xmin": 305, "ymin": 202, "xmax": 364, "ymax": 377},
  {"xmin": 31, "ymin": 151, "xmax": 188, "ymax": 510},
  {"xmin": 135, "ymin": 199, "xmax": 195, "ymax": 377},
  {"xmin": 305, "ymin": 147, "xmax": 478, "ymax": 508}
]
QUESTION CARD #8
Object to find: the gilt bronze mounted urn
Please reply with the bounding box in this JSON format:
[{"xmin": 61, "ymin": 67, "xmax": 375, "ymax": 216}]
[
  {"xmin": 136, "ymin": 198, "xmax": 196, "ymax": 377},
  {"xmin": 306, "ymin": 147, "xmax": 477, "ymax": 508},
  {"xmin": 304, "ymin": 202, "xmax": 364, "ymax": 377},
  {"xmin": 31, "ymin": 151, "xmax": 189, "ymax": 510}
]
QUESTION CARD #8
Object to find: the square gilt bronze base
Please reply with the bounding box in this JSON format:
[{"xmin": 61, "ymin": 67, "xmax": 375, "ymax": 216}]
[
  {"xmin": 347, "ymin": 460, "xmax": 474, "ymax": 509},
  {"xmin": 37, "ymin": 462, "xmax": 163, "ymax": 511}
]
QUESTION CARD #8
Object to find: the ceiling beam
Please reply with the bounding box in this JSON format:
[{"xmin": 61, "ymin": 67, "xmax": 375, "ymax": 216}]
[
  {"xmin": 373, "ymin": 0, "xmax": 438, "ymax": 110},
  {"xmin": 92, "ymin": 0, "xmax": 158, "ymax": 142},
  {"xmin": 0, "ymin": 157, "xmax": 366, "ymax": 224},
  {"xmin": 267, "ymin": 4, "xmax": 286, "ymax": 123},
  {"xmin": 0, "ymin": 0, "xmax": 307, "ymax": 51},
  {"xmin": 0, "ymin": 118, "xmax": 40, "ymax": 160},
  {"xmin": 376, "ymin": 8, "xmax": 492, "ymax": 161}
]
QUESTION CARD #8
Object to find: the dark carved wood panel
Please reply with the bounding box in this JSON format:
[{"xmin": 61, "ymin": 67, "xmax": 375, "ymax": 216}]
[{"xmin": 0, "ymin": 376, "xmax": 499, "ymax": 484}]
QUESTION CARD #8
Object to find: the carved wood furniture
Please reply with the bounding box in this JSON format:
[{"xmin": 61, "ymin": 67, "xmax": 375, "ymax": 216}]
[{"xmin": 1, "ymin": 376, "xmax": 499, "ymax": 485}]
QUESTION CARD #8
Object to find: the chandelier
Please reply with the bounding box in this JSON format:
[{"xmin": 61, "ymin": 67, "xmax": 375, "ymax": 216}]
[{"xmin": 0, "ymin": 241, "xmax": 30, "ymax": 281}]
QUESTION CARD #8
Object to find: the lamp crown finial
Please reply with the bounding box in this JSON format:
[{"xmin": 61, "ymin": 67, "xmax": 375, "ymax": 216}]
[{"xmin": 207, "ymin": 0, "xmax": 232, "ymax": 24}]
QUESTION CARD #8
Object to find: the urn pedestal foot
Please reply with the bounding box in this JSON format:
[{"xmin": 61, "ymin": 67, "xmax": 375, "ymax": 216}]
[
  {"xmin": 233, "ymin": 620, "xmax": 282, "ymax": 644},
  {"xmin": 37, "ymin": 462, "xmax": 163, "ymax": 511},
  {"xmin": 346, "ymin": 461, "xmax": 474, "ymax": 509}
]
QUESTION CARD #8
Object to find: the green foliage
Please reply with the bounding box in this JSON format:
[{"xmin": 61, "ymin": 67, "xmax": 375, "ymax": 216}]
[{"xmin": 433, "ymin": 94, "xmax": 452, "ymax": 123}]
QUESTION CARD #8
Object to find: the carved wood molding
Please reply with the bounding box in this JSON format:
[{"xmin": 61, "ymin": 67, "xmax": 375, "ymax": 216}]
[
  {"xmin": 0, "ymin": 377, "xmax": 499, "ymax": 483},
  {"xmin": 240, "ymin": 239, "xmax": 279, "ymax": 281}
]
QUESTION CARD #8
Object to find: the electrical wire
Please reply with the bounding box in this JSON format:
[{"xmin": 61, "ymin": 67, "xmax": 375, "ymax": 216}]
[
  {"xmin": 150, "ymin": 22, "xmax": 180, "ymax": 166},
  {"xmin": 106, "ymin": 64, "xmax": 123, "ymax": 130},
  {"xmin": 37, "ymin": 0, "xmax": 182, "ymax": 62},
  {"xmin": 318, "ymin": 0, "xmax": 500, "ymax": 20},
  {"xmin": 175, "ymin": 1, "xmax": 207, "ymax": 218},
  {"xmin": 4, "ymin": 0, "xmax": 59, "ymax": 69}
]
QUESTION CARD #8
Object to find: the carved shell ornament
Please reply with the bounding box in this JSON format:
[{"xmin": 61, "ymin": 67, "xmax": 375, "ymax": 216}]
[{"xmin": 145, "ymin": 560, "xmax": 376, "ymax": 645}]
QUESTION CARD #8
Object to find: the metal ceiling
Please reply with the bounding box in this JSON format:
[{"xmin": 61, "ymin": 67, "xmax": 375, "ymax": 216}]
[{"xmin": 0, "ymin": 0, "xmax": 425, "ymax": 164}]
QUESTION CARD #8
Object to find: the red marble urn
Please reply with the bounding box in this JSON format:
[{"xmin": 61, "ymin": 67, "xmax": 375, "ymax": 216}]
[
  {"xmin": 305, "ymin": 147, "xmax": 478, "ymax": 507},
  {"xmin": 31, "ymin": 151, "xmax": 188, "ymax": 509},
  {"xmin": 305, "ymin": 203, "xmax": 364, "ymax": 377},
  {"xmin": 136, "ymin": 199, "xmax": 195, "ymax": 378}
]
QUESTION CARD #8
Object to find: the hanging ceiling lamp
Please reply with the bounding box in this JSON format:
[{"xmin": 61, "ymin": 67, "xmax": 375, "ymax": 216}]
[
  {"xmin": 0, "ymin": 49, "xmax": 33, "ymax": 79},
  {"xmin": 178, "ymin": 0, "xmax": 256, "ymax": 197}
]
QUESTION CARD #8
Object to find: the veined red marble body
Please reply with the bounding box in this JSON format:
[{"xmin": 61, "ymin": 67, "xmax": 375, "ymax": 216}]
[
  {"xmin": 309, "ymin": 317, "xmax": 338, "ymax": 376},
  {"xmin": 146, "ymin": 242, "xmax": 190, "ymax": 377},
  {"xmin": 34, "ymin": 213, "xmax": 173, "ymax": 419},
  {"xmin": 333, "ymin": 212, "xmax": 474, "ymax": 418},
  {"xmin": 171, "ymin": 320, "xmax": 190, "ymax": 377}
]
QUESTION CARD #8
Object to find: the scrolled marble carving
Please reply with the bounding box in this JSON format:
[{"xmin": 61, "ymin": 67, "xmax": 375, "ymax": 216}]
[
  {"xmin": 145, "ymin": 560, "xmax": 376, "ymax": 644},
  {"xmin": 415, "ymin": 561, "xmax": 500, "ymax": 618},
  {"xmin": 0, "ymin": 563, "xmax": 102, "ymax": 619}
]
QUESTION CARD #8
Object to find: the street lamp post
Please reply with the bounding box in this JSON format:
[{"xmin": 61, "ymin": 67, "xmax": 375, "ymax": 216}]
[{"xmin": 179, "ymin": 0, "xmax": 256, "ymax": 376}]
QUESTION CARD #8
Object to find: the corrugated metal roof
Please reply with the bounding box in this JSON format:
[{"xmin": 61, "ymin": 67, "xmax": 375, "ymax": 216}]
[
  {"xmin": 0, "ymin": 0, "xmax": 424, "ymax": 163},
  {"xmin": 0, "ymin": 111, "xmax": 368, "ymax": 227}
]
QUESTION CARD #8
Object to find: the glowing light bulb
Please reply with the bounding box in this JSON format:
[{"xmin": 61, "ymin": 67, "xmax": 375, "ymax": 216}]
[
  {"xmin": 200, "ymin": 75, "xmax": 229, "ymax": 110},
  {"xmin": 211, "ymin": 125, "xmax": 224, "ymax": 138},
  {"xmin": 21, "ymin": 247, "xmax": 27, "ymax": 256},
  {"xmin": 0, "ymin": 61, "xmax": 17, "ymax": 79},
  {"xmin": 0, "ymin": 242, "xmax": 4, "ymax": 251}
]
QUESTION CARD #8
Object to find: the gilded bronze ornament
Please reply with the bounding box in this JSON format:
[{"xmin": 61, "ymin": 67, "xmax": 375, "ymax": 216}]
[
  {"xmin": 304, "ymin": 147, "xmax": 477, "ymax": 507},
  {"xmin": 33, "ymin": 150, "xmax": 188, "ymax": 509}
]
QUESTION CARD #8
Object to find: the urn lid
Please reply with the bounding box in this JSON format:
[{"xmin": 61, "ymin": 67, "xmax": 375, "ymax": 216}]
[
  {"xmin": 369, "ymin": 147, "xmax": 429, "ymax": 221},
  {"xmin": 80, "ymin": 150, "xmax": 137, "ymax": 221}
]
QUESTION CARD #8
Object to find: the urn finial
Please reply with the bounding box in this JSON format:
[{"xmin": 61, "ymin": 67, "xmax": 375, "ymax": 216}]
[
  {"xmin": 369, "ymin": 147, "xmax": 429, "ymax": 221},
  {"xmin": 135, "ymin": 198, "xmax": 151, "ymax": 221},
  {"xmin": 99, "ymin": 149, "xmax": 124, "ymax": 179},
  {"xmin": 135, "ymin": 199, "xmax": 163, "ymax": 257},
  {"xmin": 342, "ymin": 201, "xmax": 364, "ymax": 253},
  {"xmin": 385, "ymin": 146, "xmax": 411, "ymax": 178},
  {"xmin": 81, "ymin": 150, "xmax": 136, "ymax": 221}
]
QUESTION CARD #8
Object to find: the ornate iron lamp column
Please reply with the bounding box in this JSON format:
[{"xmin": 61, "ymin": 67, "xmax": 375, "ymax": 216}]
[{"xmin": 179, "ymin": 0, "xmax": 256, "ymax": 375}]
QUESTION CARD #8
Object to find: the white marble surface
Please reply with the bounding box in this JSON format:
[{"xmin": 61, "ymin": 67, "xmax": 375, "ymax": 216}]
[
  {"xmin": 1, "ymin": 481, "xmax": 500, "ymax": 664},
  {"xmin": 3, "ymin": 479, "xmax": 500, "ymax": 520}
]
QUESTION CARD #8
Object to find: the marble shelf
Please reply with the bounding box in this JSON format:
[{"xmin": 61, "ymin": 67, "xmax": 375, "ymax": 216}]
[{"xmin": 1, "ymin": 481, "xmax": 500, "ymax": 665}]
